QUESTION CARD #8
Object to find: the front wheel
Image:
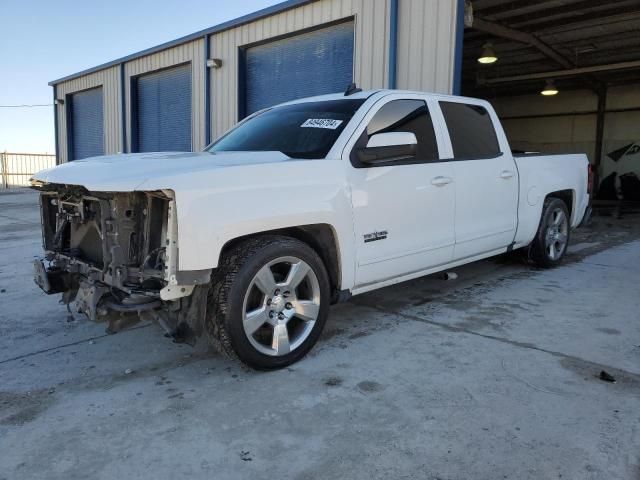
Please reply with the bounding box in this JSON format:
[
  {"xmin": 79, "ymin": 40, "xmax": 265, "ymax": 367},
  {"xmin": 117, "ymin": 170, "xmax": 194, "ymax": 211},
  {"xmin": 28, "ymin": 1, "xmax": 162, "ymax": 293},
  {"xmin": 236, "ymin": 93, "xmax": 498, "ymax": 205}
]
[
  {"xmin": 207, "ymin": 235, "xmax": 330, "ymax": 370},
  {"xmin": 528, "ymin": 197, "xmax": 570, "ymax": 267}
]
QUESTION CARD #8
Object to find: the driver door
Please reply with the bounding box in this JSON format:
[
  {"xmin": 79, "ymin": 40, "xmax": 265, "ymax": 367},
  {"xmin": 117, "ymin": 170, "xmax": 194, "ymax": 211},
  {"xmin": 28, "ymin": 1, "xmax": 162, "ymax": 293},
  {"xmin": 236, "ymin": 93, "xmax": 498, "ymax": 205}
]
[{"xmin": 345, "ymin": 95, "xmax": 456, "ymax": 288}]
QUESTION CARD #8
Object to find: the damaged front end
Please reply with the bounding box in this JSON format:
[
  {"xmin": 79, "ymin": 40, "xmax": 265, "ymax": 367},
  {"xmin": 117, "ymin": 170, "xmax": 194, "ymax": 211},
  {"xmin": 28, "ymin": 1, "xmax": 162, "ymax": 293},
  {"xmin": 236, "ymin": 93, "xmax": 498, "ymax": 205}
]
[{"xmin": 32, "ymin": 184, "xmax": 210, "ymax": 343}]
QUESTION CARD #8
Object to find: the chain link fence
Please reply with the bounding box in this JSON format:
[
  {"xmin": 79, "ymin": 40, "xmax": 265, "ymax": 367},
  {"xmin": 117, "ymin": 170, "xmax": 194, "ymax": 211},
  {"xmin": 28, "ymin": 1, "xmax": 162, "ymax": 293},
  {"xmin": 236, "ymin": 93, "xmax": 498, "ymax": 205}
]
[{"xmin": 0, "ymin": 152, "xmax": 56, "ymax": 189}]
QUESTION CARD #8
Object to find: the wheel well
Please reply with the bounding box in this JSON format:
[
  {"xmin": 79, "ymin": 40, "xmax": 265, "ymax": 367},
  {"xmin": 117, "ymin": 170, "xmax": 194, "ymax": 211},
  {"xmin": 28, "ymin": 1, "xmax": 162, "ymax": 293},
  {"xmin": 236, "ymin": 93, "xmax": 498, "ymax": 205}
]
[
  {"xmin": 546, "ymin": 189, "xmax": 574, "ymax": 217},
  {"xmin": 219, "ymin": 224, "xmax": 342, "ymax": 297}
]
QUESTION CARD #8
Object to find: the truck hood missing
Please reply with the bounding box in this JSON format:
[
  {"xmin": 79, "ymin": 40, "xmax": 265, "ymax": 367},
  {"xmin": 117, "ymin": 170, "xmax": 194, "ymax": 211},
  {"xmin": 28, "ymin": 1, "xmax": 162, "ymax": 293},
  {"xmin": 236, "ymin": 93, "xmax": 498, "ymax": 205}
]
[{"xmin": 31, "ymin": 151, "xmax": 291, "ymax": 191}]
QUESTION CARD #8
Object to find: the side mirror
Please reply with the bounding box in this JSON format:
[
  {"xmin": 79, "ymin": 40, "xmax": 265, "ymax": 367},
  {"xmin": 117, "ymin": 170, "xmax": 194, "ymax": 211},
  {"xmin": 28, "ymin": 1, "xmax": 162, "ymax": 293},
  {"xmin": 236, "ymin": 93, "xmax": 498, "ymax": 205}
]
[{"xmin": 357, "ymin": 132, "xmax": 417, "ymax": 165}]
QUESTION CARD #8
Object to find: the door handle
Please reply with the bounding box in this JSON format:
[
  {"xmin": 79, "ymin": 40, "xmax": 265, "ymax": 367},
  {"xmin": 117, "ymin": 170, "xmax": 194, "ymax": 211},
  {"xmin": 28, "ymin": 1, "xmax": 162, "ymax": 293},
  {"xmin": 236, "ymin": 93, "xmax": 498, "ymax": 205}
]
[
  {"xmin": 500, "ymin": 170, "xmax": 515, "ymax": 179},
  {"xmin": 431, "ymin": 176, "xmax": 453, "ymax": 187}
]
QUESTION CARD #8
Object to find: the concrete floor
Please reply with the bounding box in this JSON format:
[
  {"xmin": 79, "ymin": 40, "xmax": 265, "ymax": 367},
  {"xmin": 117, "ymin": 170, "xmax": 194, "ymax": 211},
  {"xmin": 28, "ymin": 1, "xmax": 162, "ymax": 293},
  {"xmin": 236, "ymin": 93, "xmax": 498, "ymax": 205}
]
[{"xmin": 1, "ymin": 189, "xmax": 639, "ymax": 480}]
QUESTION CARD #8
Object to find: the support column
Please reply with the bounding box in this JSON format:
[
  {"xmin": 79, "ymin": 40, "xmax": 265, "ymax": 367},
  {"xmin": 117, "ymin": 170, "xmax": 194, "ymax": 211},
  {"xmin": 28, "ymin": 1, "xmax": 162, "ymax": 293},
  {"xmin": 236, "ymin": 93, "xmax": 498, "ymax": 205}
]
[
  {"xmin": 204, "ymin": 34, "xmax": 211, "ymax": 146},
  {"xmin": 593, "ymin": 84, "xmax": 608, "ymax": 194}
]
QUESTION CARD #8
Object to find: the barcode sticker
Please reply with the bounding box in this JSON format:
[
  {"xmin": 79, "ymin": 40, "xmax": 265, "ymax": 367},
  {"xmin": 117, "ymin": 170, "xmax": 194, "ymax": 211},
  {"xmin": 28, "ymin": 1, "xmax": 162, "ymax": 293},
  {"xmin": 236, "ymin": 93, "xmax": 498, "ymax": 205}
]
[{"xmin": 301, "ymin": 118, "xmax": 343, "ymax": 130}]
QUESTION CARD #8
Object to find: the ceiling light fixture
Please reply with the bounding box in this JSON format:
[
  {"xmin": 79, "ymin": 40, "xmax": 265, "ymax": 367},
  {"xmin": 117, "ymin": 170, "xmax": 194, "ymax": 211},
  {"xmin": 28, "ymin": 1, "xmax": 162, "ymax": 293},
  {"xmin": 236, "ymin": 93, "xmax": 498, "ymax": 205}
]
[
  {"xmin": 541, "ymin": 79, "xmax": 559, "ymax": 96},
  {"xmin": 478, "ymin": 42, "xmax": 498, "ymax": 64}
]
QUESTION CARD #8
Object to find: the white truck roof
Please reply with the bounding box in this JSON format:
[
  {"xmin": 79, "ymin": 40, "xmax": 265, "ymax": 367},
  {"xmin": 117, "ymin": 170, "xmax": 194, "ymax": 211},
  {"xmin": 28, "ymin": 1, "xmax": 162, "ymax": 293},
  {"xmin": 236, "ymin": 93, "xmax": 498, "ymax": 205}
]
[{"xmin": 280, "ymin": 89, "xmax": 486, "ymax": 105}]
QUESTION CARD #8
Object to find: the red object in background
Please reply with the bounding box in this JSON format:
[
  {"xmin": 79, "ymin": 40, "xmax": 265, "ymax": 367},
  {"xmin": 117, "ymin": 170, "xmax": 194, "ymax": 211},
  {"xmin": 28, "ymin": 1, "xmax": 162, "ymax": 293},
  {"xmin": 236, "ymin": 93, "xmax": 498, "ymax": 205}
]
[{"xmin": 587, "ymin": 164, "xmax": 594, "ymax": 195}]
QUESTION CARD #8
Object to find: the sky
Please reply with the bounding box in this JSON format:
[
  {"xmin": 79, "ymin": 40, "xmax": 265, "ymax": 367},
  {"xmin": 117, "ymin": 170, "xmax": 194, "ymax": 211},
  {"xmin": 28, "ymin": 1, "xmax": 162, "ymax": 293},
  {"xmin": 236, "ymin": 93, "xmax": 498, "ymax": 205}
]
[{"xmin": 0, "ymin": 0, "xmax": 281, "ymax": 154}]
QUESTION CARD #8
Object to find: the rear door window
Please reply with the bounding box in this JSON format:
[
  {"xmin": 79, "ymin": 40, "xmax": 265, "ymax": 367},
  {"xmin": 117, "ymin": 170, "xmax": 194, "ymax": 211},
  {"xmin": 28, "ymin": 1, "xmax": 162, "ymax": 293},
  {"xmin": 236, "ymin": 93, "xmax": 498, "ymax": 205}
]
[{"xmin": 439, "ymin": 102, "xmax": 501, "ymax": 159}]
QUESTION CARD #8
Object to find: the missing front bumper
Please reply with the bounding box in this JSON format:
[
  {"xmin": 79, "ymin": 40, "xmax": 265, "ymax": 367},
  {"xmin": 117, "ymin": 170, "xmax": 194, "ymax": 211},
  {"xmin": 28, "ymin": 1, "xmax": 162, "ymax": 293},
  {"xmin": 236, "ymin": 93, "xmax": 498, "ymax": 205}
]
[{"xmin": 33, "ymin": 258, "xmax": 209, "ymax": 344}]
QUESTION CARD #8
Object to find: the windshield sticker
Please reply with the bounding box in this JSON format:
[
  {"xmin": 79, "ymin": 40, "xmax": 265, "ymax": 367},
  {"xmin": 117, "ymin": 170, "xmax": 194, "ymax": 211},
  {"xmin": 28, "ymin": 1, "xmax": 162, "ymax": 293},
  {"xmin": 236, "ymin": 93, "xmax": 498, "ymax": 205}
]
[{"xmin": 301, "ymin": 118, "xmax": 343, "ymax": 130}]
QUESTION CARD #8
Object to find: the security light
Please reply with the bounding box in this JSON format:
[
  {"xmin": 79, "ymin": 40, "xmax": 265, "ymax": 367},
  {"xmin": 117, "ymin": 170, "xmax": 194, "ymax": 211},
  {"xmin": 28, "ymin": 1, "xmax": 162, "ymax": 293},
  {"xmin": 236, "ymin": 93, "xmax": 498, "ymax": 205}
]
[
  {"xmin": 206, "ymin": 58, "xmax": 223, "ymax": 69},
  {"xmin": 477, "ymin": 43, "xmax": 497, "ymax": 64}
]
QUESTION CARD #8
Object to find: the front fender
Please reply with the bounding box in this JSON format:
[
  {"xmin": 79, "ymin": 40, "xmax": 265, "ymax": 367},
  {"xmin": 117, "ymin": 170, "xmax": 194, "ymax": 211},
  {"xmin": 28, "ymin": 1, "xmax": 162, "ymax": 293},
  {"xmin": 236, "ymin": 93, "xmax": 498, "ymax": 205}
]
[{"xmin": 143, "ymin": 160, "xmax": 356, "ymax": 290}]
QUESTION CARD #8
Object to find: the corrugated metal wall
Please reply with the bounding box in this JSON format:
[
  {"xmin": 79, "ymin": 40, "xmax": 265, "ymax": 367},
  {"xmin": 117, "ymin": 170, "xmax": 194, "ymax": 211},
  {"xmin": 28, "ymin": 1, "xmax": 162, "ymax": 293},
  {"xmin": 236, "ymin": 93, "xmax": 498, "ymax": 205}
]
[
  {"xmin": 493, "ymin": 84, "xmax": 640, "ymax": 168},
  {"xmin": 52, "ymin": 0, "xmax": 458, "ymax": 161},
  {"xmin": 54, "ymin": 66, "xmax": 120, "ymax": 163},
  {"xmin": 396, "ymin": 0, "xmax": 457, "ymax": 94}
]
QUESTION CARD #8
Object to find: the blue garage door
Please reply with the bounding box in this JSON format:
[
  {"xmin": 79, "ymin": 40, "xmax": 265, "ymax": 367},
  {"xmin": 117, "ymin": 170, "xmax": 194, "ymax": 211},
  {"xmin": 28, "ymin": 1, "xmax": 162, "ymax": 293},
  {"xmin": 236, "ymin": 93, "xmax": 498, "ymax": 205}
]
[
  {"xmin": 244, "ymin": 21, "xmax": 355, "ymax": 116},
  {"xmin": 69, "ymin": 87, "xmax": 104, "ymax": 160},
  {"xmin": 135, "ymin": 64, "xmax": 192, "ymax": 152}
]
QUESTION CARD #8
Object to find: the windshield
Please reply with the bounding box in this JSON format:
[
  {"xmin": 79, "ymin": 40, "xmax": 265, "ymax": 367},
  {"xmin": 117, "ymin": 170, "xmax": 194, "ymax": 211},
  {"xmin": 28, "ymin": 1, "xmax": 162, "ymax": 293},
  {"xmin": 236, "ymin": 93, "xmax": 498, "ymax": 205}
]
[{"xmin": 207, "ymin": 99, "xmax": 365, "ymax": 159}]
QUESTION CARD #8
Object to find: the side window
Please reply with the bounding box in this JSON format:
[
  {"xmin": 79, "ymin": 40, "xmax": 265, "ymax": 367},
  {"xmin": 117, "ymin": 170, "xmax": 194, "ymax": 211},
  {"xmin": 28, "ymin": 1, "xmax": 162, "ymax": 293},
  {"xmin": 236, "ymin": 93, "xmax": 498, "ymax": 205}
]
[
  {"xmin": 366, "ymin": 99, "xmax": 439, "ymax": 161},
  {"xmin": 439, "ymin": 102, "xmax": 501, "ymax": 159}
]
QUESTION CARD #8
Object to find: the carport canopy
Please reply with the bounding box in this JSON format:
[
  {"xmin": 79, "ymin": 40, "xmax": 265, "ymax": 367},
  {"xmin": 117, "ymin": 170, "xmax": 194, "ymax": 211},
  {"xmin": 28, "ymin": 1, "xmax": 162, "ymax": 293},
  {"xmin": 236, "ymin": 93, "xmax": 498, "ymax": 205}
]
[
  {"xmin": 461, "ymin": 0, "xmax": 640, "ymax": 97},
  {"xmin": 460, "ymin": 0, "xmax": 640, "ymax": 188}
]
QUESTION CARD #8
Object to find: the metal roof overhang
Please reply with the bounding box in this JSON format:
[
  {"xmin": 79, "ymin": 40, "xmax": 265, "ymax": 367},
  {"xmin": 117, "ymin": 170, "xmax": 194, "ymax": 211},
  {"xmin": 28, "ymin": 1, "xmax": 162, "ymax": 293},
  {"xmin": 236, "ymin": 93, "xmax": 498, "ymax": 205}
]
[{"xmin": 462, "ymin": 0, "xmax": 640, "ymax": 97}]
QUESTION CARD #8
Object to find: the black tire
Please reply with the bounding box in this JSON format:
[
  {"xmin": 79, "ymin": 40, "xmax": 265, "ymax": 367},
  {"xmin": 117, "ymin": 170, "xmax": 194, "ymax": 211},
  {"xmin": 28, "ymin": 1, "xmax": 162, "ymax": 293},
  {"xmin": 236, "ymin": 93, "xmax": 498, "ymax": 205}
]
[
  {"xmin": 528, "ymin": 197, "xmax": 571, "ymax": 268},
  {"xmin": 207, "ymin": 235, "xmax": 331, "ymax": 370}
]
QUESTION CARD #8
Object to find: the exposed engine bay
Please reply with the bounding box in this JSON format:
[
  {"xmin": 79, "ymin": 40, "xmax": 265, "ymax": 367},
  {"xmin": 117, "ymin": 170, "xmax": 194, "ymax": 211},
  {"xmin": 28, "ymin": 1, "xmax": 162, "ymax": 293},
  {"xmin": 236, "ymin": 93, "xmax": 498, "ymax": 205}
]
[{"xmin": 32, "ymin": 184, "xmax": 209, "ymax": 342}]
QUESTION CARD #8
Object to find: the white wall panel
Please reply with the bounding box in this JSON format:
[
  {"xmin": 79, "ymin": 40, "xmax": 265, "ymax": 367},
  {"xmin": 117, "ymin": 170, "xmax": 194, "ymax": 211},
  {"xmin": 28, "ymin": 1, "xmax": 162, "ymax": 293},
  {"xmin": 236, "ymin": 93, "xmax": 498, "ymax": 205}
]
[
  {"xmin": 492, "ymin": 85, "xmax": 640, "ymax": 188},
  {"xmin": 396, "ymin": 0, "xmax": 457, "ymax": 94}
]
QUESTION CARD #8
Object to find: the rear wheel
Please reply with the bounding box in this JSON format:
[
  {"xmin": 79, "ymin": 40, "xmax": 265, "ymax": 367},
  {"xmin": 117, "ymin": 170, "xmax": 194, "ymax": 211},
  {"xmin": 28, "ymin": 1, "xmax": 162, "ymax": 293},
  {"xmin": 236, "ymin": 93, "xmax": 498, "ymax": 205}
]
[
  {"xmin": 207, "ymin": 235, "xmax": 330, "ymax": 370},
  {"xmin": 528, "ymin": 197, "xmax": 570, "ymax": 267}
]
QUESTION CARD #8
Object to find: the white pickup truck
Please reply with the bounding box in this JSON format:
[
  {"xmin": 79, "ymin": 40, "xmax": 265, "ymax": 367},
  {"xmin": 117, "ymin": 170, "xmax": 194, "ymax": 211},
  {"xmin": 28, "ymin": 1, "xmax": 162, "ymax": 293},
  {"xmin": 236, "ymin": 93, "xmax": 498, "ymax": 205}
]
[{"xmin": 31, "ymin": 89, "xmax": 590, "ymax": 369}]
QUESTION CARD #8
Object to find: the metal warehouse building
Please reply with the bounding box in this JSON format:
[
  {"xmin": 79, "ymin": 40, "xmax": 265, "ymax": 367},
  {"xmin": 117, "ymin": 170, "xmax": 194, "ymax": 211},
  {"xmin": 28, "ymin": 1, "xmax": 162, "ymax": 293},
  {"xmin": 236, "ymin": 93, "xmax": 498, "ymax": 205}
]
[
  {"xmin": 51, "ymin": 0, "xmax": 640, "ymax": 198},
  {"xmin": 50, "ymin": 0, "xmax": 460, "ymax": 163}
]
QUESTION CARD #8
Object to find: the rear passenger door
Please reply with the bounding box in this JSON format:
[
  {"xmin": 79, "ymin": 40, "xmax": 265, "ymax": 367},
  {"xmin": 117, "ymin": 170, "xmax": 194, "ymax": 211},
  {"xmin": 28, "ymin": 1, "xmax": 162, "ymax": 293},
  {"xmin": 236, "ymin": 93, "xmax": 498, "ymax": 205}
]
[
  {"xmin": 345, "ymin": 95, "xmax": 456, "ymax": 287},
  {"xmin": 436, "ymin": 100, "xmax": 518, "ymax": 260}
]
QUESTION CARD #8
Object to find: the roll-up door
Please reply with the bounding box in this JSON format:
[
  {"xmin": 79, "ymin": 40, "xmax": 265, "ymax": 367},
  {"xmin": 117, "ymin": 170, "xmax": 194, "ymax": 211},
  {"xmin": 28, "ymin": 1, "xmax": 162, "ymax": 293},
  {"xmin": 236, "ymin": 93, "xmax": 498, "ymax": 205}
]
[
  {"xmin": 134, "ymin": 64, "xmax": 192, "ymax": 152},
  {"xmin": 244, "ymin": 21, "xmax": 355, "ymax": 116},
  {"xmin": 69, "ymin": 87, "xmax": 104, "ymax": 160}
]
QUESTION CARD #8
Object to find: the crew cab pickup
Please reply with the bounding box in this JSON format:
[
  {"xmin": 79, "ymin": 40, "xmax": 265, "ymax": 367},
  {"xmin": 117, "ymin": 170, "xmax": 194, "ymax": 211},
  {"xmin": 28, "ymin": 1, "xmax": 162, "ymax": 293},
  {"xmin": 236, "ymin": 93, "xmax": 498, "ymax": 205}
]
[{"xmin": 31, "ymin": 89, "xmax": 590, "ymax": 369}]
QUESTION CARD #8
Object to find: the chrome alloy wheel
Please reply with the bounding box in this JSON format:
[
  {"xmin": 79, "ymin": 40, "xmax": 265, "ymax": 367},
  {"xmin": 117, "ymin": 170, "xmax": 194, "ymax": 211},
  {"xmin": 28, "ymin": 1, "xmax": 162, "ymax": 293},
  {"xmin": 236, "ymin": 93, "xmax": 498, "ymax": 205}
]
[
  {"xmin": 242, "ymin": 256, "xmax": 321, "ymax": 356},
  {"xmin": 545, "ymin": 207, "xmax": 569, "ymax": 260}
]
